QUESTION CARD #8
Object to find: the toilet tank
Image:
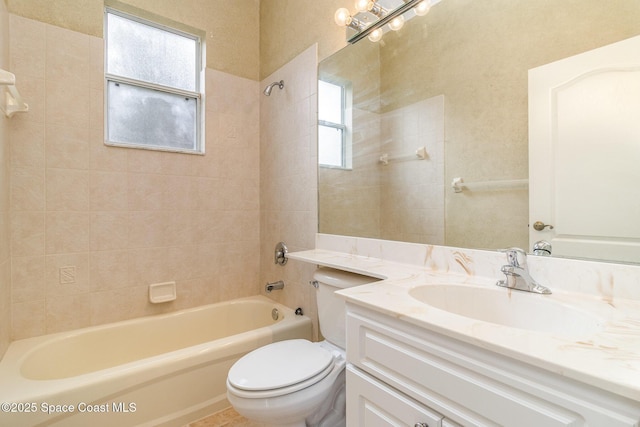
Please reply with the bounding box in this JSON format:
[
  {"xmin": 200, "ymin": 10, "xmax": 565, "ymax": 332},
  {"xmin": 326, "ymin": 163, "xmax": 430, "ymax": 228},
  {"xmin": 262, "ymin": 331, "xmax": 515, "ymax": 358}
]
[{"xmin": 313, "ymin": 267, "xmax": 380, "ymax": 349}]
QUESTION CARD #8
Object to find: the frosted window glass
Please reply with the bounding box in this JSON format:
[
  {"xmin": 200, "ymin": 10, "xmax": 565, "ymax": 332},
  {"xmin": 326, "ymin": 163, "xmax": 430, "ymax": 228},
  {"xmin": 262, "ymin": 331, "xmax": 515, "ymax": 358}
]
[
  {"xmin": 319, "ymin": 126, "xmax": 344, "ymax": 167},
  {"xmin": 319, "ymin": 80, "xmax": 343, "ymax": 124},
  {"xmin": 107, "ymin": 81, "xmax": 197, "ymax": 151},
  {"xmin": 107, "ymin": 13, "xmax": 197, "ymax": 91}
]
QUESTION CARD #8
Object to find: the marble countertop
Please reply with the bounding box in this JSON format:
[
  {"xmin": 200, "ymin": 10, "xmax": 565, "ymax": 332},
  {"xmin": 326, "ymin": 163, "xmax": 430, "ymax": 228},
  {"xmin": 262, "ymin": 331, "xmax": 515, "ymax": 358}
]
[{"xmin": 288, "ymin": 248, "xmax": 640, "ymax": 402}]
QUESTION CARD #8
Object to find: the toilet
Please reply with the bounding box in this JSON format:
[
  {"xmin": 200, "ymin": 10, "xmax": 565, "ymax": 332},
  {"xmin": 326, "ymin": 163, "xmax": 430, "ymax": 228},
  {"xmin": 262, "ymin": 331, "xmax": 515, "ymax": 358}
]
[{"xmin": 226, "ymin": 267, "xmax": 376, "ymax": 427}]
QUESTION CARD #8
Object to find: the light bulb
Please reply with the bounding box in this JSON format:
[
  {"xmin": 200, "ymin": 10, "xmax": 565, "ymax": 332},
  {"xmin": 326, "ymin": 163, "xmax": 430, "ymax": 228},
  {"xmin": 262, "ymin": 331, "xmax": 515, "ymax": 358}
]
[
  {"xmin": 368, "ymin": 28, "xmax": 383, "ymax": 42},
  {"xmin": 388, "ymin": 15, "xmax": 405, "ymax": 31},
  {"xmin": 414, "ymin": 1, "xmax": 431, "ymax": 16},
  {"xmin": 354, "ymin": 0, "xmax": 372, "ymax": 13},
  {"xmin": 334, "ymin": 8, "xmax": 352, "ymax": 27}
]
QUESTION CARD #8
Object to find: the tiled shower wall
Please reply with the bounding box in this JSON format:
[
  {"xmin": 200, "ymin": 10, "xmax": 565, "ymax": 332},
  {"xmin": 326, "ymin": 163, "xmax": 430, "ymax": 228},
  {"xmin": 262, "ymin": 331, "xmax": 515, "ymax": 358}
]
[
  {"xmin": 0, "ymin": 0, "xmax": 11, "ymax": 357},
  {"xmin": 8, "ymin": 15, "xmax": 261, "ymax": 340},
  {"xmin": 259, "ymin": 45, "xmax": 320, "ymax": 339}
]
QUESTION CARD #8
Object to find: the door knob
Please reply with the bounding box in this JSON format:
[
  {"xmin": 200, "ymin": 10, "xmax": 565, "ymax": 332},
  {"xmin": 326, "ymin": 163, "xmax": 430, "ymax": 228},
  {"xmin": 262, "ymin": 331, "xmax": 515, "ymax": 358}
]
[{"xmin": 532, "ymin": 221, "xmax": 554, "ymax": 231}]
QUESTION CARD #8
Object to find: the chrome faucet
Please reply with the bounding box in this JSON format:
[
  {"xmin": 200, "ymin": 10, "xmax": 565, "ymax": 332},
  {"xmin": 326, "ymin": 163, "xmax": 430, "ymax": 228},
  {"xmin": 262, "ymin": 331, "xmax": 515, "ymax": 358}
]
[{"xmin": 496, "ymin": 248, "xmax": 551, "ymax": 294}]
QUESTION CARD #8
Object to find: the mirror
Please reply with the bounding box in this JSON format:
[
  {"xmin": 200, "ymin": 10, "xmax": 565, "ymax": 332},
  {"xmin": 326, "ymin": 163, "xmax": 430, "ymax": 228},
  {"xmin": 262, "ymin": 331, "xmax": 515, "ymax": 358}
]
[{"xmin": 318, "ymin": 0, "xmax": 640, "ymax": 264}]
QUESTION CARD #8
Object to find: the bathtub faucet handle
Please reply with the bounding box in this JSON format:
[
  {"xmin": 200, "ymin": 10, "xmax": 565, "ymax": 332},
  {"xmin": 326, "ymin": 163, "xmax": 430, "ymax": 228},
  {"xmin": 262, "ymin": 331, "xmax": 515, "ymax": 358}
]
[{"xmin": 274, "ymin": 242, "xmax": 288, "ymax": 266}]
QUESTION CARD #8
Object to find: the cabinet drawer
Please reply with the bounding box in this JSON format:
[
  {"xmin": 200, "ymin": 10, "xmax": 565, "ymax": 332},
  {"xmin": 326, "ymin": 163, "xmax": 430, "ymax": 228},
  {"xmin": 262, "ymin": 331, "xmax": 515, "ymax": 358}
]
[{"xmin": 347, "ymin": 365, "xmax": 443, "ymax": 427}]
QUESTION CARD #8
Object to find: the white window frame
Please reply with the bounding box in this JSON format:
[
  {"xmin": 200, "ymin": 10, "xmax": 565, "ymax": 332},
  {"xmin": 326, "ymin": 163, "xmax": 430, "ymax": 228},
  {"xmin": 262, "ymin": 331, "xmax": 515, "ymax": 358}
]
[
  {"xmin": 104, "ymin": 7, "xmax": 205, "ymax": 154},
  {"xmin": 318, "ymin": 79, "xmax": 352, "ymax": 169}
]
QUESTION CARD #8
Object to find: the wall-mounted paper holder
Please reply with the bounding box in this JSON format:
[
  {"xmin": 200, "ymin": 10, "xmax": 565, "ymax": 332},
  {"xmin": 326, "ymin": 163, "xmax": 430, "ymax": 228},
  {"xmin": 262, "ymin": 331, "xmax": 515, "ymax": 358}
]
[{"xmin": 0, "ymin": 69, "xmax": 29, "ymax": 118}]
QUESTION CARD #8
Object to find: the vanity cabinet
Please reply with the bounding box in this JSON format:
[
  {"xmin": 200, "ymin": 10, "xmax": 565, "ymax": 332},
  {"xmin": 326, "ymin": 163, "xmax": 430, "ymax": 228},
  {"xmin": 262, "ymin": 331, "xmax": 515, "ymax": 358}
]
[{"xmin": 345, "ymin": 303, "xmax": 640, "ymax": 427}]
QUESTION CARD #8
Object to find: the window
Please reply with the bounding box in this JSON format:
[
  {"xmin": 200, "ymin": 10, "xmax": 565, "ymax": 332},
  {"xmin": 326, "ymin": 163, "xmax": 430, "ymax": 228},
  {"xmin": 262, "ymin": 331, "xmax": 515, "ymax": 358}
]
[
  {"xmin": 105, "ymin": 9, "xmax": 204, "ymax": 153},
  {"xmin": 318, "ymin": 80, "xmax": 351, "ymax": 168}
]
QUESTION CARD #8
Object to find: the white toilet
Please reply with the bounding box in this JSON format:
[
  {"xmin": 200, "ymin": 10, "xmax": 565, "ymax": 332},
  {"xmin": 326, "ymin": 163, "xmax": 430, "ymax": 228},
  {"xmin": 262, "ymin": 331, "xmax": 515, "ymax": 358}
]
[{"xmin": 226, "ymin": 267, "xmax": 376, "ymax": 427}]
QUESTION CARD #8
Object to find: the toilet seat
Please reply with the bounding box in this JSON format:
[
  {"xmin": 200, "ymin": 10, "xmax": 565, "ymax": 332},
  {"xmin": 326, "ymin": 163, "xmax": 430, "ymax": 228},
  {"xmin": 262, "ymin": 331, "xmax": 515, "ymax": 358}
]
[{"xmin": 227, "ymin": 339, "xmax": 335, "ymax": 399}]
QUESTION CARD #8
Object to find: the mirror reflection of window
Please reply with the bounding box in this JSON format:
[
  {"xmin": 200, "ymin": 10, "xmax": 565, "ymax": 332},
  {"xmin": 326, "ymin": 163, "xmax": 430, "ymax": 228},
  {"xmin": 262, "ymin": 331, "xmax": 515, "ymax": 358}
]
[{"xmin": 318, "ymin": 80, "xmax": 350, "ymax": 168}]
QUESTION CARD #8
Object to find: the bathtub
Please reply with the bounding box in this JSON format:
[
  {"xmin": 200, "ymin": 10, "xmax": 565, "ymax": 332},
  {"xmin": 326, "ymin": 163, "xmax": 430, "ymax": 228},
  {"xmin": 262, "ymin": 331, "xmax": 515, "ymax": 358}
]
[{"xmin": 0, "ymin": 295, "xmax": 312, "ymax": 427}]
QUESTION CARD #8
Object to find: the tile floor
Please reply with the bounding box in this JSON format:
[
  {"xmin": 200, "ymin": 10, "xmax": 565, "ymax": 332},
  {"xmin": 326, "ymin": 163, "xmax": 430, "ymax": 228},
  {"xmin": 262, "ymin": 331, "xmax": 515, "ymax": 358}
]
[{"xmin": 186, "ymin": 407, "xmax": 268, "ymax": 427}]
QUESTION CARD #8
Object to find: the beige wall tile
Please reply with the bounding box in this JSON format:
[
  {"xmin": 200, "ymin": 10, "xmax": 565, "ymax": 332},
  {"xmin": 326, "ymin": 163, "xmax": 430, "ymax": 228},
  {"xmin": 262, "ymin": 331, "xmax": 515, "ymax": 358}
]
[
  {"xmin": 0, "ymin": 213, "xmax": 8, "ymax": 263},
  {"xmin": 45, "ymin": 79, "xmax": 91, "ymax": 128},
  {"xmin": 89, "ymin": 285, "xmax": 149, "ymax": 325},
  {"xmin": 127, "ymin": 173, "xmax": 166, "ymax": 211},
  {"xmin": 90, "ymin": 212, "xmax": 129, "ymax": 251},
  {"xmin": 89, "ymin": 87, "xmax": 103, "ymax": 131},
  {"xmin": 9, "ymin": 14, "xmax": 45, "ymax": 79},
  {"xmin": 10, "ymin": 121, "xmax": 44, "ymax": 168},
  {"xmin": 127, "ymin": 211, "xmax": 168, "ymax": 249},
  {"xmin": 88, "ymin": 249, "xmax": 130, "ymax": 291},
  {"xmin": 45, "ymin": 124, "xmax": 90, "ymax": 169},
  {"xmin": 45, "ymin": 211, "xmax": 90, "ymax": 254},
  {"xmin": 11, "ymin": 211, "xmax": 45, "ymax": 257},
  {"xmin": 88, "ymin": 36, "xmax": 103, "ymax": 90},
  {"xmin": 11, "ymin": 256, "xmax": 45, "ymax": 303},
  {"xmin": 45, "ymin": 168, "xmax": 89, "ymax": 211},
  {"xmin": 11, "ymin": 166, "xmax": 44, "ymax": 211},
  {"xmin": 45, "ymin": 252, "xmax": 89, "ymax": 297},
  {"xmin": 127, "ymin": 247, "xmax": 173, "ymax": 287},
  {"xmin": 90, "ymin": 128, "xmax": 128, "ymax": 172},
  {"xmin": 45, "ymin": 293, "xmax": 91, "ymax": 333},
  {"xmin": 89, "ymin": 170, "xmax": 128, "ymax": 211},
  {"xmin": 12, "ymin": 300, "xmax": 45, "ymax": 340},
  {"xmin": 45, "ymin": 24, "xmax": 91, "ymax": 85}
]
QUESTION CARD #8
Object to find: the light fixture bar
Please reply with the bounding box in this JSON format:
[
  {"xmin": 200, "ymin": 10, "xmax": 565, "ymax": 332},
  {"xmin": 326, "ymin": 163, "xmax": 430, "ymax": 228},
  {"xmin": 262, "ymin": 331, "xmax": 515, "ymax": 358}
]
[{"xmin": 347, "ymin": 0, "xmax": 423, "ymax": 44}]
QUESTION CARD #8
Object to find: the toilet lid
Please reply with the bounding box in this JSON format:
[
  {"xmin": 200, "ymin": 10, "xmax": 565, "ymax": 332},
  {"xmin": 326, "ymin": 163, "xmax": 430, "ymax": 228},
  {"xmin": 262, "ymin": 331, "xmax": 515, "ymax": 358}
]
[{"xmin": 228, "ymin": 339, "xmax": 334, "ymax": 391}]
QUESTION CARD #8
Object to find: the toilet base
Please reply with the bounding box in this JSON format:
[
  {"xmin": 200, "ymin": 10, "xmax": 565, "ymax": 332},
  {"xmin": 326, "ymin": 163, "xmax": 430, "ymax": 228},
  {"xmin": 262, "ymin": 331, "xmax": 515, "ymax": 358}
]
[{"xmin": 227, "ymin": 361, "xmax": 346, "ymax": 427}]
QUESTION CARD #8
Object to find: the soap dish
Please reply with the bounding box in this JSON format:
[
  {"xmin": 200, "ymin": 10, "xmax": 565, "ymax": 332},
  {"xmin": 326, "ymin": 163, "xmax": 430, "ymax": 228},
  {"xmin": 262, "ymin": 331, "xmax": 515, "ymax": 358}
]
[{"xmin": 149, "ymin": 281, "xmax": 176, "ymax": 303}]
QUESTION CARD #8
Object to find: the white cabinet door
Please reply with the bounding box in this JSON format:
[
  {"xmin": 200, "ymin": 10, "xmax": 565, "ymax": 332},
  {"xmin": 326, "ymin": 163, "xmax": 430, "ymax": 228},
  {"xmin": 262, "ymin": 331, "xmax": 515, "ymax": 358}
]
[
  {"xmin": 529, "ymin": 35, "xmax": 640, "ymax": 263},
  {"xmin": 346, "ymin": 365, "xmax": 443, "ymax": 427}
]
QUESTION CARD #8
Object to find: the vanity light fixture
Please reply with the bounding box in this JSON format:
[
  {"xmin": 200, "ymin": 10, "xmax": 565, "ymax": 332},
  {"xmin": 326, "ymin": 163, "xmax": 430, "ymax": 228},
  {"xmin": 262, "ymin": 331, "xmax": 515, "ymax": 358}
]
[
  {"xmin": 368, "ymin": 28, "xmax": 384, "ymax": 42},
  {"xmin": 335, "ymin": 0, "xmax": 432, "ymax": 44},
  {"xmin": 354, "ymin": 0, "xmax": 388, "ymax": 17},
  {"xmin": 334, "ymin": 7, "xmax": 367, "ymax": 32},
  {"xmin": 414, "ymin": 0, "xmax": 432, "ymax": 16},
  {"xmin": 388, "ymin": 14, "xmax": 405, "ymax": 31}
]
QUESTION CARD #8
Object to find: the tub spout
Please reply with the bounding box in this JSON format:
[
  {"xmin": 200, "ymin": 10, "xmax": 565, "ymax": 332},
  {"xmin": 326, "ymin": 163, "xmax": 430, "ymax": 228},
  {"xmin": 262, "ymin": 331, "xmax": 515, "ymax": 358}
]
[{"xmin": 265, "ymin": 280, "xmax": 284, "ymax": 293}]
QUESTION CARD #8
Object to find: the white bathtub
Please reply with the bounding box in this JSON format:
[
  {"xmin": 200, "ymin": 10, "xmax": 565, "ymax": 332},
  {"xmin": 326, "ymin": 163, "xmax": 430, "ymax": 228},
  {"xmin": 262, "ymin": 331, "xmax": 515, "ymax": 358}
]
[{"xmin": 0, "ymin": 295, "xmax": 312, "ymax": 427}]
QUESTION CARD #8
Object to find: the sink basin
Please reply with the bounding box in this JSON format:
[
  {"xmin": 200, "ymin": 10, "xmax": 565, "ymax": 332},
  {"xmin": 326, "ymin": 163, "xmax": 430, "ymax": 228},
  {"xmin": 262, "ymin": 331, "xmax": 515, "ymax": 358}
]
[{"xmin": 409, "ymin": 284, "xmax": 602, "ymax": 339}]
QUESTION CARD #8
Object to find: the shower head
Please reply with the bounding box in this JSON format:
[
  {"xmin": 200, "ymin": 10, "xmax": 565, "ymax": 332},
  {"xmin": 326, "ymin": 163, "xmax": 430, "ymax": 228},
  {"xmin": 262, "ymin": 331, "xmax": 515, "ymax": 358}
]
[{"xmin": 263, "ymin": 80, "xmax": 284, "ymax": 96}]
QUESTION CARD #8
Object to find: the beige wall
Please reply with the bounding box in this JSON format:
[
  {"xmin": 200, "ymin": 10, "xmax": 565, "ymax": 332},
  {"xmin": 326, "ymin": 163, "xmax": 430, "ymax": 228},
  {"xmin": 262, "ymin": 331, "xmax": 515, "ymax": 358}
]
[
  {"xmin": 7, "ymin": 0, "xmax": 260, "ymax": 80},
  {"xmin": 8, "ymin": 15, "xmax": 261, "ymax": 339},
  {"xmin": 0, "ymin": 0, "xmax": 11, "ymax": 357},
  {"xmin": 259, "ymin": 45, "xmax": 319, "ymax": 338},
  {"xmin": 5, "ymin": 0, "xmax": 348, "ymax": 82},
  {"xmin": 259, "ymin": 0, "xmax": 347, "ymax": 80}
]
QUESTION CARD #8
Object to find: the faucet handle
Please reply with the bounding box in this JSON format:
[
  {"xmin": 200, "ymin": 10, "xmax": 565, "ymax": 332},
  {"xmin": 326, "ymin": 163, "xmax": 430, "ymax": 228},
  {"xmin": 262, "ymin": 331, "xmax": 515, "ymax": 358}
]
[
  {"xmin": 533, "ymin": 240, "xmax": 552, "ymax": 256},
  {"xmin": 499, "ymin": 247, "xmax": 527, "ymax": 267}
]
